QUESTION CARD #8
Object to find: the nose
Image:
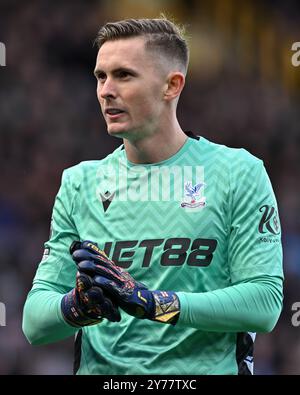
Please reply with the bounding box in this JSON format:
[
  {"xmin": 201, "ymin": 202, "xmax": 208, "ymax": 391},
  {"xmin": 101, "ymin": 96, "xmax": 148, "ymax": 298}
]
[{"xmin": 99, "ymin": 77, "xmax": 117, "ymax": 100}]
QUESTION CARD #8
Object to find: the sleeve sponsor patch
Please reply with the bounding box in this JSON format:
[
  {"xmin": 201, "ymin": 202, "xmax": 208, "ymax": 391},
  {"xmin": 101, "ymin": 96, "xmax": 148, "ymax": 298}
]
[{"xmin": 41, "ymin": 247, "xmax": 50, "ymax": 262}]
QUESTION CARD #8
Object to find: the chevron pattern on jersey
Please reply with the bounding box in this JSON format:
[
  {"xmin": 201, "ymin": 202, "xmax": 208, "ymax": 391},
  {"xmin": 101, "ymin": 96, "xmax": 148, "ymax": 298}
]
[{"xmin": 38, "ymin": 136, "xmax": 282, "ymax": 374}]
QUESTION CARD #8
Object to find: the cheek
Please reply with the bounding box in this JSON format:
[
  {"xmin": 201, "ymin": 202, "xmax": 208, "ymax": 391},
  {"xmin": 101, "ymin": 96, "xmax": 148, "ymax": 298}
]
[
  {"xmin": 97, "ymin": 92, "xmax": 105, "ymax": 112},
  {"xmin": 129, "ymin": 90, "xmax": 161, "ymax": 120},
  {"xmin": 96, "ymin": 86, "xmax": 101, "ymax": 103}
]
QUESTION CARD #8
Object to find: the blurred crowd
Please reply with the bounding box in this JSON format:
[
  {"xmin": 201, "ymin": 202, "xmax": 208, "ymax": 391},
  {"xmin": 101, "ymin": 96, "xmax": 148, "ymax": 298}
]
[{"xmin": 0, "ymin": 0, "xmax": 299, "ymax": 374}]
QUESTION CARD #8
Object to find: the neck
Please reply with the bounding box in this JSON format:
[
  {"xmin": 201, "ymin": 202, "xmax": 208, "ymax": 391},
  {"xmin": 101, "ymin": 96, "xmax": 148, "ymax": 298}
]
[{"xmin": 123, "ymin": 120, "xmax": 188, "ymax": 164}]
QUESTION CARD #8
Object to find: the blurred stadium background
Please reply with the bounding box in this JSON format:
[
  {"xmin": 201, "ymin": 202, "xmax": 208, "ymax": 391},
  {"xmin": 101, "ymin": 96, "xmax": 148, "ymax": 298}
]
[{"xmin": 0, "ymin": 0, "xmax": 299, "ymax": 374}]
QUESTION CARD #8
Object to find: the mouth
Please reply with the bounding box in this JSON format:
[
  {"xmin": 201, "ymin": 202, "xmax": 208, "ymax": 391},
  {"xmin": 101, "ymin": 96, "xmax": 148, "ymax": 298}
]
[{"xmin": 105, "ymin": 108, "xmax": 126, "ymax": 120}]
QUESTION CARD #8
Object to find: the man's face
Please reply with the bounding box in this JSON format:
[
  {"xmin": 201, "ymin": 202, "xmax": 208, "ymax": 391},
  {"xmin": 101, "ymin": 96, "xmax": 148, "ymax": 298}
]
[{"xmin": 94, "ymin": 37, "xmax": 167, "ymax": 139}]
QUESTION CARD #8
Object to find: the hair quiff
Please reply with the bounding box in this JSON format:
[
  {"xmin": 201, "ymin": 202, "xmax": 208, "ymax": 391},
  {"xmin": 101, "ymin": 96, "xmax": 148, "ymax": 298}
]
[{"xmin": 94, "ymin": 16, "xmax": 189, "ymax": 73}]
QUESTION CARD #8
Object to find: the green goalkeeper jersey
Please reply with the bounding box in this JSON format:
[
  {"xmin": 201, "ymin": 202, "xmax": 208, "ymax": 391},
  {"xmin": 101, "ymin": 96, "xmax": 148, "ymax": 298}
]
[{"xmin": 23, "ymin": 134, "xmax": 283, "ymax": 374}]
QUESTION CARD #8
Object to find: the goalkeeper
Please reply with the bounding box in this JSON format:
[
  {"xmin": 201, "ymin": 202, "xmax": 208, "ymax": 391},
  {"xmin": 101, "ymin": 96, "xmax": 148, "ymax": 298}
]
[{"xmin": 22, "ymin": 17, "xmax": 283, "ymax": 375}]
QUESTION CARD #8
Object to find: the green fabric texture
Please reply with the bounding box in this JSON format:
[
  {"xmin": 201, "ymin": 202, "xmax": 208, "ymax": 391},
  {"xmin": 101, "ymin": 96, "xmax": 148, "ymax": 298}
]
[{"xmin": 22, "ymin": 136, "xmax": 283, "ymax": 374}]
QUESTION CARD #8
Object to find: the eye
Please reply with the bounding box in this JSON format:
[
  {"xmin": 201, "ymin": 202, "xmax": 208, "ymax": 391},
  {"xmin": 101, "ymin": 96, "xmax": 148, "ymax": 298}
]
[
  {"xmin": 118, "ymin": 71, "xmax": 131, "ymax": 79},
  {"xmin": 96, "ymin": 72, "xmax": 106, "ymax": 82}
]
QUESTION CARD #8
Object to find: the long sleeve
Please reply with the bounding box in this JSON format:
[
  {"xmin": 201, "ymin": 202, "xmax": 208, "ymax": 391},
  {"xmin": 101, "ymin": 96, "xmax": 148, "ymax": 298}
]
[
  {"xmin": 22, "ymin": 168, "xmax": 80, "ymax": 345},
  {"xmin": 176, "ymin": 275, "xmax": 283, "ymax": 332},
  {"xmin": 22, "ymin": 284, "xmax": 77, "ymax": 345},
  {"xmin": 177, "ymin": 155, "xmax": 283, "ymax": 333}
]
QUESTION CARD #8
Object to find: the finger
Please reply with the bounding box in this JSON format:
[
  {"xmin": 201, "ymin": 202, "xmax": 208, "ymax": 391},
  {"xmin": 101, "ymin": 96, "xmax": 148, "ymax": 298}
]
[
  {"xmin": 72, "ymin": 249, "xmax": 99, "ymax": 263},
  {"xmin": 69, "ymin": 240, "xmax": 82, "ymax": 255},
  {"xmin": 76, "ymin": 272, "xmax": 93, "ymax": 292},
  {"xmin": 85, "ymin": 286, "xmax": 105, "ymax": 305},
  {"xmin": 77, "ymin": 260, "xmax": 114, "ymax": 279},
  {"xmin": 90, "ymin": 252, "xmax": 116, "ymax": 268},
  {"xmin": 93, "ymin": 275, "xmax": 121, "ymax": 295},
  {"xmin": 77, "ymin": 260, "xmax": 98, "ymax": 276},
  {"xmin": 73, "ymin": 248, "xmax": 115, "ymax": 270},
  {"xmin": 107, "ymin": 304, "xmax": 121, "ymax": 322},
  {"xmin": 100, "ymin": 297, "xmax": 121, "ymax": 322},
  {"xmin": 78, "ymin": 260, "xmax": 124, "ymax": 284},
  {"xmin": 87, "ymin": 287, "xmax": 121, "ymax": 322},
  {"xmin": 93, "ymin": 275, "xmax": 116, "ymax": 288},
  {"xmin": 80, "ymin": 241, "xmax": 105, "ymax": 256},
  {"xmin": 78, "ymin": 241, "xmax": 116, "ymax": 267}
]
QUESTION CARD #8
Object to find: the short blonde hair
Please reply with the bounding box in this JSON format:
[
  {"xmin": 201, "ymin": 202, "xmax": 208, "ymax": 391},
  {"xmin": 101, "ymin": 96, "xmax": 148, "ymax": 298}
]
[{"xmin": 94, "ymin": 16, "xmax": 189, "ymax": 73}]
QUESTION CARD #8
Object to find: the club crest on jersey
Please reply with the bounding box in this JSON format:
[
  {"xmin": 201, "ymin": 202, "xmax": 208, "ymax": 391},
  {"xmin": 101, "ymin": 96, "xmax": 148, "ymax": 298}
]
[{"xmin": 181, "ymin": 182, "xmax": 206, "ymax": 209}]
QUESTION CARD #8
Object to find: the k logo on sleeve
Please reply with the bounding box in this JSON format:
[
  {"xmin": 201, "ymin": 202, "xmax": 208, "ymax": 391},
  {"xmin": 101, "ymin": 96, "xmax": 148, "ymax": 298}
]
[{"xmin": 258, "ymin": 205, "xmax": 281, "ymax": 235}]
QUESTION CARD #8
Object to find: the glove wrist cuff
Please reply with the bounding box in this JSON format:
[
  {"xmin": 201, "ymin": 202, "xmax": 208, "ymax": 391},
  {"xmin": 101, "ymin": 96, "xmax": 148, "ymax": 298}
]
[{"xmin": 151, "ymin": 291, "xmax": 180, "ymax": 325}]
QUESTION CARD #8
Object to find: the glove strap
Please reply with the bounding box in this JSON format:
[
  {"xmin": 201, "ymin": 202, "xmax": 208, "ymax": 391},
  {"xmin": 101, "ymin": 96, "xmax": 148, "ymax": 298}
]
[
  {"xmin": 139, "ymin": 290, "xmax": 180, "ymax": 325},
  {"xmin": 151, "ymin": 291, "xmax": 180, "ymax": 325}
]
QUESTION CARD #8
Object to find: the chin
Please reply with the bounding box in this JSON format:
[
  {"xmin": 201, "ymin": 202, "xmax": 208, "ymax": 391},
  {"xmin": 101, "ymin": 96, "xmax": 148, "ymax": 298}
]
[{"xmin": 107, "ymin": 125, "xmax": 130, "ymax": 138}]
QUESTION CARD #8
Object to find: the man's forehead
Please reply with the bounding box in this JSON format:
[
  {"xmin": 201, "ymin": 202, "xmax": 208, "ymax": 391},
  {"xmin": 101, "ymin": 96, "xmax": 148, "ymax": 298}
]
[
  {"xmin": 94, "ymin": 36, "xmax": 173, "ymax": 77},
  {"xmin": 96, "ymin": 37, "xmax": 147, "ymax": 66}
]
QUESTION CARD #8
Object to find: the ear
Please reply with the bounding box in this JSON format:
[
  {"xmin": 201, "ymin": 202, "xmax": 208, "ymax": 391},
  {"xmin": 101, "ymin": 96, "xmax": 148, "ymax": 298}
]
[{"xmin": 163, "ymin": 72, "xmax": 185, "ymax": 101}]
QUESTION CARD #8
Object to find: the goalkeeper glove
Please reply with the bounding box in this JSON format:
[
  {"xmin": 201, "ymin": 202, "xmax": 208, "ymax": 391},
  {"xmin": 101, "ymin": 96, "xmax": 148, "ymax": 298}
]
[
  {"xmin": 61, "ymin": 268, "xmax": 121, "ymax": 327},
  {"xmin": 71, "ymin": 240, "xmax": 180, "ymax": 325}
]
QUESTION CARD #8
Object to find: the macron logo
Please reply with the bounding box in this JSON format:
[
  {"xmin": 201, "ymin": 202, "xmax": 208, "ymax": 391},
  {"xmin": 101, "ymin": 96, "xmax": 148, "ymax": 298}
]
[{"xmin": 100, "ymin": 191, "xmax": 115, "ymax": 212}]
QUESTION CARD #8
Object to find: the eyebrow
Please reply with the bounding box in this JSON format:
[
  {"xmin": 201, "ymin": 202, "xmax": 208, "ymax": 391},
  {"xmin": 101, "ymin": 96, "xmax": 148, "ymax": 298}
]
[{"xmin": 93, "ymin": 67, "xmax": 138, "ymax": 78}]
